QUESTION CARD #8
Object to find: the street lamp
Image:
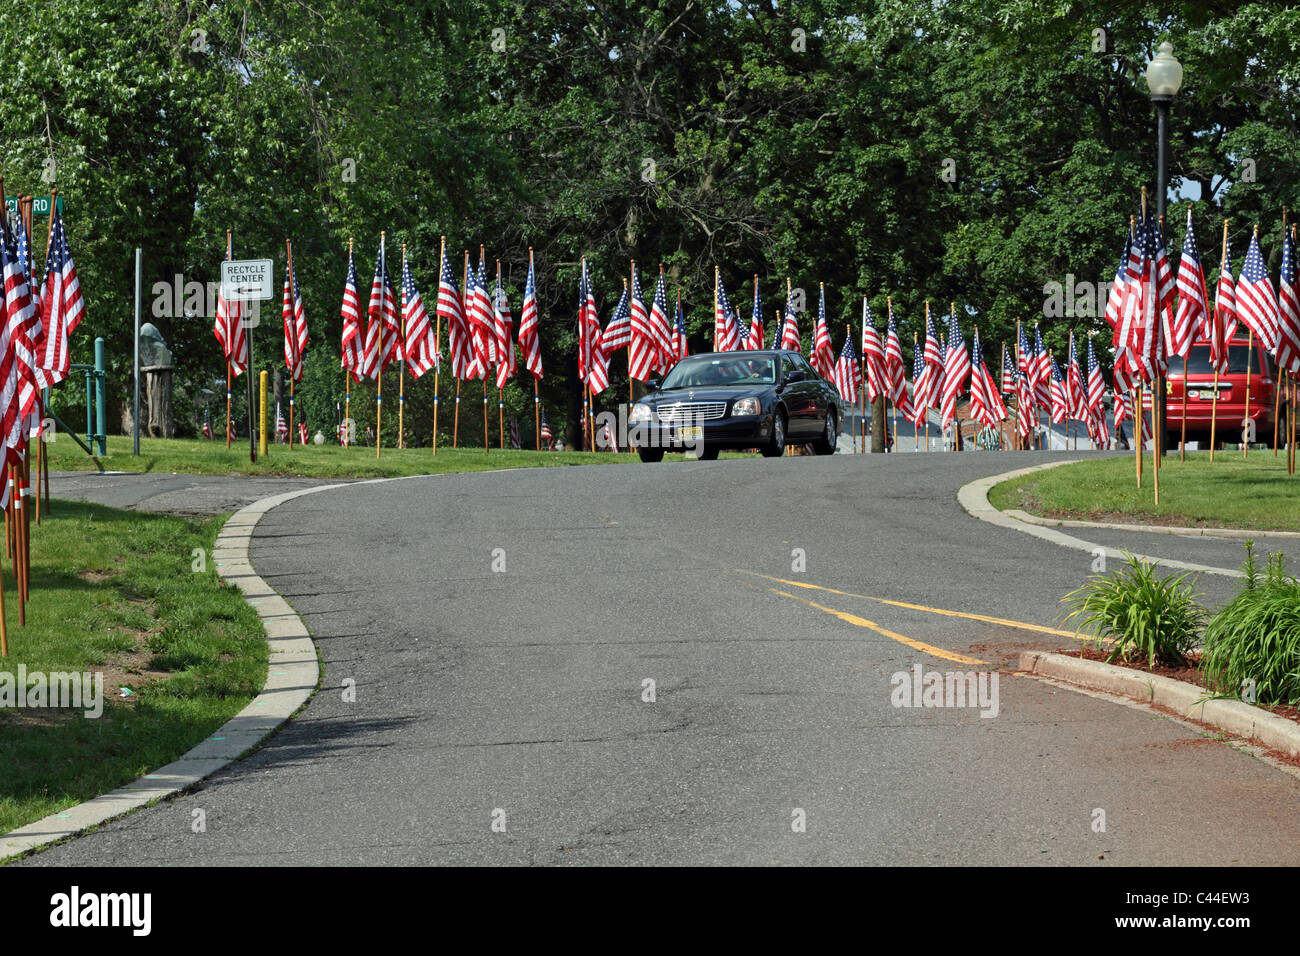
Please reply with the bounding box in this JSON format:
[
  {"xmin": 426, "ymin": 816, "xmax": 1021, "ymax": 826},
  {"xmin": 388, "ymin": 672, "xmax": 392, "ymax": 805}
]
[{"xmin": 1145, "ymin": 40, "xmax": 1182, "ymax": 452}]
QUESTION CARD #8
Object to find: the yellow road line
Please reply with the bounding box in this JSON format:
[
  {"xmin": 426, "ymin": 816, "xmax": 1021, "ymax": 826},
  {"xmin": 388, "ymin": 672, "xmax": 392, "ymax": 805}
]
[
  {"xmin": 738, "ymin": 570, "xmax": 1100, "ymax": 642},
  {"xmin": 768, "ymin": 588, "xmax": 989, "ymax": 666}
]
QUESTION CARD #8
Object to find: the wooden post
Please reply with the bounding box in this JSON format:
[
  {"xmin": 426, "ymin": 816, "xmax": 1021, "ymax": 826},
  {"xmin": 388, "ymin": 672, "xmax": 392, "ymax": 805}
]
[
  {"xmin": 1136, "ymin": 383, "xmax": 1144, "ymax": 488},
  {"xmin": 285, "ymin": 238, "xmax": 296, "ymax": 448},
  {"xmin": 397, "ymin": 245, "xmax": 408, "ymax": 450},
  {"xmin": 455, "ymin": 251, "xmax": 468, "ymax": 448},
  {"xmin": 529, "ymin": 247, "xmax": 537, "ymax": 451},
  {"xmin": 343, "ymin": 238, "xmax": 353, "ymax": 449},
  {"xmin": 434, "ymin": 237, "xmax": 445, "ymax": 454},
  {"xmin": 1210, "ymin": 220, "xmax": 1229, "ymax": 461},
  {"xmin": 376, "ymin": 232, "xmax": 386, "ymax": 459},
  {"xmin": 225, "ymin": 228, "xmax": 234, "ymax": 449}
]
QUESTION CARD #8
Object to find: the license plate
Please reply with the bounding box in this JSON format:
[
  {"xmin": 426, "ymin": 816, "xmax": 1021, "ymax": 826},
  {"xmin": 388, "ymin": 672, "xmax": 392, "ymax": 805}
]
[{"xmin": 680, "ymin": 426, "xmax": 702, "ymax": 443}]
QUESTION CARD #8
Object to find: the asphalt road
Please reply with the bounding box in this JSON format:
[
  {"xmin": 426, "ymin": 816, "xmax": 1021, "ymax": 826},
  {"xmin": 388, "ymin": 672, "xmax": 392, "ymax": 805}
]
[{"xmin": 25, "ymin": 454, "xmax": 1300, "ymax": 865}]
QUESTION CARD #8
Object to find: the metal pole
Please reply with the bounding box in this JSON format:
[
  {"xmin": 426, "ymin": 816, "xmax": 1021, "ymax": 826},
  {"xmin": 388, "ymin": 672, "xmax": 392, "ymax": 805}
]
[
  {"xmin": 133, "ymin": 247, "xmax": 141, "ymax": 455},
  {"xmin": 248, "ymin": 300, "xmax": 257, "ymax": 462},
  {"xmin": 94, "ymin": 337, "xmax": 106, "ymax": 456},
  {"xmin": 1154, "ymin": 97, "xmax": 1170, "ymax": 452}
]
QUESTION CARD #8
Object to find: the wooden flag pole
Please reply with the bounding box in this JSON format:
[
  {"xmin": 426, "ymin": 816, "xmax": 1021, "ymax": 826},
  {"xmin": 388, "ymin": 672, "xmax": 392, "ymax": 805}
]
[
  {"xmin": 924, "ymin": 302, "xmax": 932, "ymax": 451},
  {"xmin": 433, "ymin": 237, "xmax": 445, "ymax": 454},
  {"xmin": 285, "ymin": 238, "xmax": 296, "ymax": 449},
  {"xmin": 528, "ymin": 247, "xmax": 538, "ymax": 451},
  {"xmin": 481, "ymin": 245, "xmax": 489, "ymax": 454},
  {"xmin": 455, "ymin": 251, "xmax": 468, "ymax": 448},
  {"xmin": 0, "ymin": 528, "xmax": 7, "ymax": 655},
  {"xmin": 888, "ymin": 297, "xmax": 898, "ymax": 450},
  {"xmin": 1210, "ymin": 220, "xmax": 1228, "ymax": 462},
  {"xmin": 376, "ymin": 232, "xmax": 386, "ymax": 460},
  {"xmin": 225, "ymin": 228, "xmax": 234, "ymax": 449},
  {"xmin": 343, "ymin": 238, "xmax": 353, "ymax": 449},
  {"xmin": 712, "ymin": 265, "xmax": 719, "ymax": 352},
  {"xmin": 1242, "ymin": 326, "xmax": 1255, "ymax": 459},
  {"xmin": 497, "ymin": 259, "xmax": 505, "ymax": 452},
  {"xmin": 398, "ymin": 245, "xmax": 407, "ymax": 450},
  {"xmin": 12, "ymin": 466, "xmax": 24, "ymax": 626}
]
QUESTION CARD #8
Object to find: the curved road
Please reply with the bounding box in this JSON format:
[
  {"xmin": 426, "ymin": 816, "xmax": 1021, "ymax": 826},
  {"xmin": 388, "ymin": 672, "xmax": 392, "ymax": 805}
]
[{"xmin": 25, "ymin": 454, "xmax": 1300, "ymax": 865}]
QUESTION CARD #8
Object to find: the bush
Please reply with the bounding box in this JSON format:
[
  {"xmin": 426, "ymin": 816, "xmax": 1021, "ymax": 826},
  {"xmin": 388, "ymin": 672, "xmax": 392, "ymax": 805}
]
[
  {"xmin": 1200, "ymin": 542, "xmax": 1300, "ymax": 705},
  {"xmin": 1062, "ymin": 553, "xmax": 1204, "ymax": 667}
]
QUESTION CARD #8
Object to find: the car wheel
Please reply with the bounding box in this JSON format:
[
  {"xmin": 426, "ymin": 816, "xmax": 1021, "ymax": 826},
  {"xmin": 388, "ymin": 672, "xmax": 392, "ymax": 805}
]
[
  {"xmin": 637, "ymin": 447, "xmax": 665, "ymax": 463},
  {"xmin": 812, "ymin": 410, "xmax": 837, "ymax": 455},
  {"xmin": 761, "ymin": 411, "xmax": 786, "ymax": 458}
]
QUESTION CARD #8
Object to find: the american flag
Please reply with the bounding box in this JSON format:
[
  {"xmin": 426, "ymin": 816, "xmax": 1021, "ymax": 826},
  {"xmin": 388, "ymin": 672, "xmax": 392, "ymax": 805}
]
[
  {"xmin": 940, "ymin": 309, "xmax": 970, "ymax": 428},
  {"xmin": 493, "ymin": 270, "xmax": 515, "ymax": 389},
  {"xmin": 778, "ymin": 297, "xmax": 800, "ymax": 350},
  {"xmin": 1104, "ymin": 225, "xmax": 1131, "ymax": 333},
  {"xmin": 539, "ymin": 407, "xmax": 554, "ymax": 449},
  {"xmin": 298, "ymin": 420, "xmax": 308, "ymax": 445},
  {"xmin": 580, "ymin": 259, "xmax": 609, "ymax": 394},
  {"xmin": 1116, "ymin": 217, "xmax": 1158, "ymax": 378},
  {"xmin": 810, "ymin": 285, "xmax": 834, "ymax": 377},
  {"xmin": 1032, "ymin": 325, "xmax": 1052, "ymax": 406},
  {"xmin": 861, "ymin": 299, "xmax": 886, "ymax": 403},
  {"xmin": 671, "ymin": 293, "xmax": 689, "ymax": 362},
  {"xmin": 921, "ymin": 309, "xmax": 943, "ymax": 411},
  {"xmin": 401, "ymin": 254, "xmax": 439, "ymax": 380},
  {"xmin": 734, "ymin": 305, "xmax": 752, "ymax": 353},
  {"xmin": 909, "ymin": 344, "xmax": 928, "ymax": 427},
  {"xmin": 1172, "ymin": 207, "xmax": 1206, "ymax": 360},
  {"xmin": 648, "ymin": 267, "xmax": 674, "ymax": 371},
  {"xmin": 833, "ymin": 331, "xmax": 861, "ymax": 403},
  {"xmin": 1211, "ymin": 232, "xmax": 1237, "ymax": 374},
  {"xmin": 1016, "ymin": 323, "xmax": 1036, "ymax": 417},
  {"xmin": 602, "ymin": 283, "xmax": 632, "ymax": 355},
  {"xmin": 14, "ymin": 214, "xmax": 34, "ymax": 304},
  {"xmin": 1236, "ymin": 228, "xmax": 1282, "ymax": 353},
  {"xmin": 202, "ymin": 411, "xmax": 214, "ymax": 439},
  {"xmin": 509, "ymin": 417, "xmax": 521, "ymax": 449},
  {"xmin": 340, "ymin": 246, "xmax": 364, "ymax": 382},
  {"xmin": 1015, "ymin": 362, "xmax": 1035, "ymax": 446},
  {"xmin": 1086, "ymin": 335, "xmax": 1107, "ymax": 420},
  {"xmin": 884, "ymin": 305, "xmax": 908, "ymax": 411},
  {"xmin": 518, "ymin": 252, "xmax": 543, "ymax": 379},
  {"xmin": 281, "ymin": 251, "xmax": 308, "ymax": 383},
  {"xmin": 746, "ymin": 278, "xmax": 764, "ymax": 350},
  {"xmin": 629, "ymin": 263, "xmax": 657, "ymax": 378},
  {"xmin": 275, "ymin": 402, "xmax": 288, "ymax": 442},
  {"xmin": 1277, "ymin": 225, "xmax": 1300, "ymax": 374},
  {"xmin": 36, "ymin": 208, "xmax": 83, "ymax": 388},
  {"xmin": 648, "ymin": 267, "xmax": 673, "ymax": 372},
  {"xmin": 1066, "ymin": 334, "xmax": 1085, "ymax": 420},
  {"xmin": 999, "ymin": 343, "xmax": 1015, "ymax": 394},
  {"xmin": 1152, "ymin": 218, "xmax": 1178, "ymax": 364},
  {"xmin": 438, "ymin": 246, "xmax": 470, "ymax": 379},
  {"xmin": 213, "ymin": 232, "xmax": 247, "ymax": 378},
  {"xmin": 363, "ymin": 240, "xmax": 401, "ymax": 380},
  {"xmin": 713, "ymin": 272, "xmax": 741, "ymax": 352},
  {"xmin": 967, "ymin": 327, "xmax": 1007, "ymax": 429},
  {"xmin": 600, "ymin": 419, "xmax": 620, "ymax": 453},
  {"xmin": 468, "ymin": 253, "xmax": 494, "ymax": 379},
  {"xmin": 1048, "ymin": 355, "xmax": 1069, "ymax": 425}
]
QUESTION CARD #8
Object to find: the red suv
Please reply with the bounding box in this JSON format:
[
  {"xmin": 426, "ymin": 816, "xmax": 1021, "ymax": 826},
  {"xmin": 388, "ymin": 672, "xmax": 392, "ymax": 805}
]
[{"xmin": 1158, "ymin": 335, "xmax": 1280, "ymax": 449}]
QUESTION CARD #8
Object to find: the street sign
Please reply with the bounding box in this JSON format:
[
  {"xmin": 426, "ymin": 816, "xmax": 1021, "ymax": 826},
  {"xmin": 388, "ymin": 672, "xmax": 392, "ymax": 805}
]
[
  {"xmin": 4, "ymin": 196, "xmax": 63, "ymax": 216},
  {"xmin": 220, "ymin": 259, "xmax": 275, "ymax": 301}
]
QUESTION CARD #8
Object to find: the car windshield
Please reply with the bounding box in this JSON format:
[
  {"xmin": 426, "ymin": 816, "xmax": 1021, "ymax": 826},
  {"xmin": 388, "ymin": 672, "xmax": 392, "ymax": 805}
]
[
  {"xmin": 660, "ymin": 356, "xmax": 778, "ymax": 388},
  {"xmin": 1177, "ymin": 344, "xmax": 1264, "ymax": 376}
]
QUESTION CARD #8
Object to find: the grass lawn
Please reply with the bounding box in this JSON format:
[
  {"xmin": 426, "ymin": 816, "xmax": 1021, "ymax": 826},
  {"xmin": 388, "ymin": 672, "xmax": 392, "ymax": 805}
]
[
  {"xmin": 49, "ymin": 434, "xmax": 638, "ymax": 479},
  {"xmin": 989, "ymin": 453, "xmax": 1300, "ymax": 532},
  {"xmin": 0, "ymin": 500, "xmax": 268, "ymax": 839}
]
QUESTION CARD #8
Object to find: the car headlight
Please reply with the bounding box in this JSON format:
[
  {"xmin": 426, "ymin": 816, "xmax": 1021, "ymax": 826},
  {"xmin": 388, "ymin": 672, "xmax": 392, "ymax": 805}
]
[
  {"xmin": 731, "ymin": 397, "xmax": 760, "ymax": 416},
  {"xmin": 629, "ymin": 403, "xmax": 653, "ymax": 424}
]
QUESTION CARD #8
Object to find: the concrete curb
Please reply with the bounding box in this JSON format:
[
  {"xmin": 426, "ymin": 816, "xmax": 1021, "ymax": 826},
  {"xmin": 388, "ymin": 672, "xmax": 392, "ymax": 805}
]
[
  {"xmin": 1003, "ymin": 508, "xmax": 1300, "ymax": 540},
  {"xmin": 1019, "ymin": 650, "xmax": 1300, "ymax": 760},
  {"xmin": 0, "ymin": 480, "xmax": 354, "ymax": 863},
  {"xmin": 958, "ymin": 462, "xmax": 1244, "ymax": 578}
]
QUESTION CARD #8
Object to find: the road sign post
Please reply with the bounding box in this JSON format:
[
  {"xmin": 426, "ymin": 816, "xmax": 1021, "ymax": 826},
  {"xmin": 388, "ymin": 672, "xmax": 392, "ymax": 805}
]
[{"xmin": 221, "ymin": 259, "xmax": 274, "ymax": 462}]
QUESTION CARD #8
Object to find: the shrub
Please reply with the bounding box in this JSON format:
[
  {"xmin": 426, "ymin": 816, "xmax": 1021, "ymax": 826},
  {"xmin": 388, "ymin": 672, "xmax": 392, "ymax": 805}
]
[
  {"xmin": 1200, "ymin": 542, "xmax": 1300, "ymax": 705},
  {"xmin": 1062, "ymin": 553, "xmax": 1204, "ymax": 667}
]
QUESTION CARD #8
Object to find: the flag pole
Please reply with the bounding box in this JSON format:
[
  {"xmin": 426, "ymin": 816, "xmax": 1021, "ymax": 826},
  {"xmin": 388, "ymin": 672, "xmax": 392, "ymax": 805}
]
[
  {"xmin": 397, "ymin": 245, "xmax": 407, "ymax": 451},
  {"xmin": 1274, "ymin": 213, "xmax": 1288, "ymax": 458},
  {"xmin": 713, "ymin": 265, "xmax": 719, "ymax": 352},
  {"xmin": 1015, "ymin": 317, "xmax": 1024, "ymax": 452},
  {"xmin": 887, "ymin": 297, "xmax": 898, "ymax": 450},
  {"xmin": 455, "ymin": 251, "xmax": 467, "ymax": 448},
  {"xmin": 285, "ymin": 238, "xmax": 296, "ymax": 449},
  {"xmin": 376, "ymin": 232, "xmax": 386, "ymax": 460},
  {"xmin": 924, "ymin": 302, "xmax": 932, "ymax": 451},
  {"xmin": 1000, "ymin": 340, "xmax": 1007, "ymax": 452},
  {"xmin": 526, "ymin": 248, "xmax": 538, "ymax": 451},
  {"xmin": 481, "ymin": 245, "xmax": 489, "ymax": 454},
  {"xmin": 497, "ymin": 259, "xmax": 505, "ymax": 451},
  {"xmin": 344, "ymin": 237, "xmax": 353, "ymax": 448},
  {"xmin": 225, "ymin": 228, "xmax": 233, "ymax": 449},
  {"xmin": 1211, "ymin": 220, "xmax": 1228, "ymax": 461},
  {"xmin": 433, "ymin": 237, "xmax": 444, "ymax": 455},
  {"xmin": 1242, "ymin": 326, "xmax": 1254, "ymax": 460}
]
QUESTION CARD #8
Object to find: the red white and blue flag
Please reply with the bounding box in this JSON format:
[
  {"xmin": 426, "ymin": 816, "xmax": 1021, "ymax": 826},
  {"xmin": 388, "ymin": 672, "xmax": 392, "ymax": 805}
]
[
  {"xmin": 517, "ymin": 252, "xmax": 543, "ymax": 379},
  {"xmin": 967, "ymin": 327, "xmax": 1006, "ymax": 429},
  {"xmin": 810, "ymin": 285, "xmax": 834, "ymax": 377},
  {"xmin": 402, "ymin": 254, "xmax": 439, "ymax": 380},
  {"xmin": 340, "ymin": 246, "xmax": 364, "ymax": 382},
  {"xmin": 940, "ymin": 310, "xmax": 970, "ymax": 428},
  {"xmin": 833, "ymin": 332, "xmax": 861, "ymax": 404},
  {"xmin": 1235, "ymin": 227, "xmax": 1281, "ymax": 353}
]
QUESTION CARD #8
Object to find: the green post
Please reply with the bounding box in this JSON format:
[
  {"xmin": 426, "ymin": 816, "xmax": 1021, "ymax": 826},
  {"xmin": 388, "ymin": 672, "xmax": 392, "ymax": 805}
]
[
  {"xmin": 94, "ymin": 337, "xmax": 106, "ymax": 455},
  {"xmin": 84, "ymin": 368, "xmax": 93, "ymax": 449}
]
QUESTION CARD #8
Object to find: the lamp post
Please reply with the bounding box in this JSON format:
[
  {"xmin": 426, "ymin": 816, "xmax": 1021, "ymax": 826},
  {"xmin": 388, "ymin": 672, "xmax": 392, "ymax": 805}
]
[{"xmin": 1146, "ymin": 40, "xmax": 1183, "ymax": 452}]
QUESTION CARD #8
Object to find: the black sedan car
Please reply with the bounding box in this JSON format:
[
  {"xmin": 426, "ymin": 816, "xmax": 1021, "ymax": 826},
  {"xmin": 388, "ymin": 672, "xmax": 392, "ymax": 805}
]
[{"xmin": 628, "ymin": 350, "xmax": 843, "ymax": 461}]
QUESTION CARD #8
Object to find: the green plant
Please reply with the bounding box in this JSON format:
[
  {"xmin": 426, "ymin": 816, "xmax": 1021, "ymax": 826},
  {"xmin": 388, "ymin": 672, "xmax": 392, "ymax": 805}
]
[
  {"xmin": 1061, "ymin": 553, "xmax": 1205, "ymax": 667},
  {"xmin": 1200, "ymin": 544, "xmax": 1300, "ymax": 705}
]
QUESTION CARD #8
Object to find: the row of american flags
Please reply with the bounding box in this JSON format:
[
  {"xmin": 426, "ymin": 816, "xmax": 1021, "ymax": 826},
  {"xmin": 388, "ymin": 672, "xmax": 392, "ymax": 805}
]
[
  {"xmin": 0, "ymin": 187, "xmax": 85, "ymax": 645},
  {"xmin": 207, "ymin": 205, "xmax": 1300, "ymax": 452}
]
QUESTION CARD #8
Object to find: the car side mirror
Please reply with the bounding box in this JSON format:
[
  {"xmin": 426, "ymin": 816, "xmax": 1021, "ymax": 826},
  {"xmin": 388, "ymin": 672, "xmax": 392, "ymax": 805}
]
[
  {"xmin": 784, "ymin": 369, "xmax": 806, "ymax": 384},
  {"xmin": 646, "ymin": 378, "xmax": 661, "ymax": 391}
]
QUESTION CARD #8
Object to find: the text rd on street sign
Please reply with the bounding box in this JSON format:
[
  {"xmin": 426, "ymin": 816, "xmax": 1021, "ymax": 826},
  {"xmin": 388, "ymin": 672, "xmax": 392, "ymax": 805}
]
[
  {"xmin": 220, "ymin": 259, "xmax": 275, "ymax": 301},
  {"xmin": 4, "ymin": 196, "xmax": 63, "ymax": 216}
]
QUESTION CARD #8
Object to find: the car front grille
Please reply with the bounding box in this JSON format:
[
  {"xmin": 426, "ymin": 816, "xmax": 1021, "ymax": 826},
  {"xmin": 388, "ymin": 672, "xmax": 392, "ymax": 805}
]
[{"xmin": 655, "ymin": 401, "xmax": 728, "ymax": 423}]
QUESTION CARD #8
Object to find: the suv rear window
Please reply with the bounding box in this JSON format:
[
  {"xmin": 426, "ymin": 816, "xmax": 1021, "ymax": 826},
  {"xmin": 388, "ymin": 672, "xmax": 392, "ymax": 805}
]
[{"xmin": 1179, "ymin": 344, "xmax": 1266, "ymax": 376}]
